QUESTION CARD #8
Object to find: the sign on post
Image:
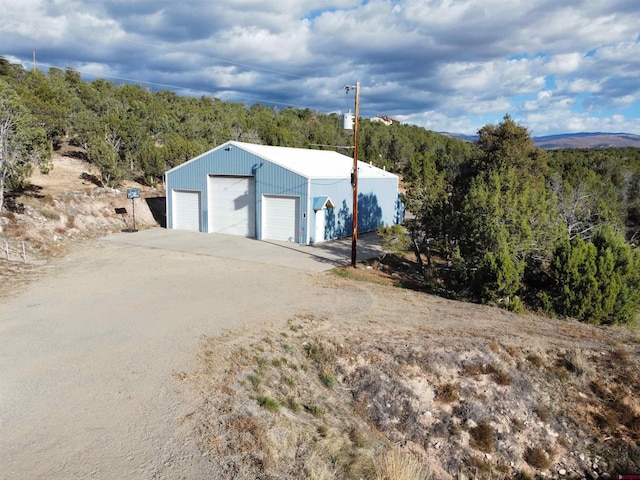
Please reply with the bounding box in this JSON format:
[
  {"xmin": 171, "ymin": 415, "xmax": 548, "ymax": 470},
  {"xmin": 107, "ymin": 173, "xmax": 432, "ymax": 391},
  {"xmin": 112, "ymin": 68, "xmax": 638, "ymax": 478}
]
[
  {"xmin": 127, "ymin": 188, "xmax": 140, "ymax": 199},
  {"xmin": 126, "ymin": 188, "xmax": 140, "ymax": 232}
]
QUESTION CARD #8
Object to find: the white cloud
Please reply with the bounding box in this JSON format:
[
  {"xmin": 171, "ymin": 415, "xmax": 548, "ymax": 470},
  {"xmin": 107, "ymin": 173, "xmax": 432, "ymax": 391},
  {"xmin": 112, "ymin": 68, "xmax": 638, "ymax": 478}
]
[
  {"xmin": 545, "ymin": 53, "xmax": 583, "ymax": 74},
  {"xmin": 565, "ymin": 79, "xmax": 602, "ymax": 94},
  {"xmin": 1, "ymin": 0, "xmax": 639, "ymax": 135}
]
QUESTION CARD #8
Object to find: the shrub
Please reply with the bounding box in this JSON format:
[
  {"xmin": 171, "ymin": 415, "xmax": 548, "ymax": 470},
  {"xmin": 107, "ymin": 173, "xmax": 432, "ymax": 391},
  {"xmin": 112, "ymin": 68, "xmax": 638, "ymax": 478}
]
[
  {"xmin": 435, "ymin": 382, "xmax": 460, "ymax": 403},
  {"xmin": 285, "ymin": 398, "xmax": 300, "ymax": 412},
  {"xmin": 348, "ymin": 427, "xmax": 370, "ymax": 449},
  {"xmin": 492, "ymin": 369, "xmax": 512, "ymax": 386},
  {"xmin": 374, "ymin": 449, "xmax": 431, "ymax": 480},
  {"xmin": 474, "ymin": 240, "xmax": 524, "ymax": 304},
  {"xmin": 526, "ymin": 353, "xmax": 544, "ymax": 368},
  {"xmin": 247, "ymin": 373, "xmax": 262, "ymax": 390},
  {"xmin": 524, "ymin": 446, "xmax": 551, "ymax": 469},
  {"xmin": 377, "ymin": 224, "xmax": 410, "ymax": 254},
  {"xmin": 320, "ymin": 370, "xmax": 336, "ymax": 388},
  {"xmin": 305, "ymin": 404, "xmax": 325, "ymax": 417},
  {"xmin": 469, "ymin": 421, "xmax": 495, "ymax": 453},
  {"xmin": 550, "ymin": 230, "xmax": 640, "ymax": 325},
  {"xmin": 39, "ymin": 206, "xmax": 60, "ymax": 220},
  {"xmin": 257, "ymin": 396, "xmax": 280, "ymax": 413},
  {"xmin": 534, "ymin": 406, "xmax": 550, "ymax": 423}
]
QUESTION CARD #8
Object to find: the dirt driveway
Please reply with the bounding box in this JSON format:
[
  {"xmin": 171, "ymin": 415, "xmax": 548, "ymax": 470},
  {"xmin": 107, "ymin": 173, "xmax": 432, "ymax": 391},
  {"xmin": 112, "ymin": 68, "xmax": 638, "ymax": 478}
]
[
  {"xmin": 0, "ymin": 232, "xmax": 379, "ymax": 479},
  {"xmin": 101, "ymin": 228, "xmax": 383, "ymax": 272}
]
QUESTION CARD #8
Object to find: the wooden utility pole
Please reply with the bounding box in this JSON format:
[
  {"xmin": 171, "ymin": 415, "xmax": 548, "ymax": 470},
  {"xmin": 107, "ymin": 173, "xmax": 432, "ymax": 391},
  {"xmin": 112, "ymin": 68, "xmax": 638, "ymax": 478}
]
[{"xmin": 350, "ymin": 82, "xmax": 360, "ymax": 267}]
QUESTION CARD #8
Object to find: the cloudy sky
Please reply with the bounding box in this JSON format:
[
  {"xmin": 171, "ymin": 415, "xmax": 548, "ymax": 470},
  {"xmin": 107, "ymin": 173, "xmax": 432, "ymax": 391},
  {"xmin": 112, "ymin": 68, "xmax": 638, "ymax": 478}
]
[{"xmin": 2, "ymin": 0, "xmax": 640, "ymax": 135}]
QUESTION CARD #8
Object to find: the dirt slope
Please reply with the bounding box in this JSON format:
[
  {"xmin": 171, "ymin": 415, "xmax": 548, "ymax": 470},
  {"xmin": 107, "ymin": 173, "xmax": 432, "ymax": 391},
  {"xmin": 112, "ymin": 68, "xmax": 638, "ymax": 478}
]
[
  {"xmin": 0, "ymin": 143, "xmax": 164, "ymax": 296},
  {"xmin": 181, "ymin": 277, "xmax": 640, "ymax": 480},
  {"xmin": 0, "ymin": 142, "xmax": 162, "ymax": 264}
]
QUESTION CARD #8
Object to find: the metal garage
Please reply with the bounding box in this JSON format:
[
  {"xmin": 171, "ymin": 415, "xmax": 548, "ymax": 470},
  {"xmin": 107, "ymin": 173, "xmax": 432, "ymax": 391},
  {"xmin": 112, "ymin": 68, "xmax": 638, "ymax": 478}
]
[
  {"xmin": 165, "ymin": 141, "xmax": 402, "ymax": 244},
  {"xmin": 208, "ymin": 176, "xmax": 255, "ymax": 236}
]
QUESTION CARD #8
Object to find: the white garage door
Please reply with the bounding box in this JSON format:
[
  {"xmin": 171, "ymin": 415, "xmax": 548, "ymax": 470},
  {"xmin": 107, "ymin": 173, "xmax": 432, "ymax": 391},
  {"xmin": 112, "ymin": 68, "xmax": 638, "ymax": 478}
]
[
  {"xmin": 208, "ymin": 176, "xmax": 255, "ymax": 237},
  {"xmin": 263, "ymin": 195, "xmax": 300, "ymax": 242},
  {"xmin": 172, "ymin": 190, "xmax": 201, "ymax": 231}
]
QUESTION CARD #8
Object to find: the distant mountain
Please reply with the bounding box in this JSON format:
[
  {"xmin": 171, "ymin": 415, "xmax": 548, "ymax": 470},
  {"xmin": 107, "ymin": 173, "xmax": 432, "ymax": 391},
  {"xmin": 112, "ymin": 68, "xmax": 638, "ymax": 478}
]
[
  {"xmin": 441, "ymin": 132, "xmax": 640, "ymax": 150},
  {"xmin": 533, "ymin": 132, "xmax": 640, "ymax": 149},
  {"xmin": 440, "ymin": 132, "xmax": 479, "ymax": 143}
]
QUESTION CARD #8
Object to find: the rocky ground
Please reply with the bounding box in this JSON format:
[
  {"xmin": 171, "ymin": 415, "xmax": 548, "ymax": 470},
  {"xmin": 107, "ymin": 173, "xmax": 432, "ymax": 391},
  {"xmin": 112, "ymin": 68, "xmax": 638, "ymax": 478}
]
[
  {"xmin": 0, "ymin": 142, "xmax": 162, "ymax": 293},
  {"xmin": 181, "ymin": 285, "xmax": 640, "ymax": 480}
]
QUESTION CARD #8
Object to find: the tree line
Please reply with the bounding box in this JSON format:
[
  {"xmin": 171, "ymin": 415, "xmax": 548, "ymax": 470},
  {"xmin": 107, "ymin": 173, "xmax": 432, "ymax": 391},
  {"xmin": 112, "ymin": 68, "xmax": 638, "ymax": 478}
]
[
  {"xmin": 2, "ymin": 57, "xmax": 640, "ymax": 325},
  {"xmin": 395, "ymin": 114, "xmax": 640, "ymax": 326}
]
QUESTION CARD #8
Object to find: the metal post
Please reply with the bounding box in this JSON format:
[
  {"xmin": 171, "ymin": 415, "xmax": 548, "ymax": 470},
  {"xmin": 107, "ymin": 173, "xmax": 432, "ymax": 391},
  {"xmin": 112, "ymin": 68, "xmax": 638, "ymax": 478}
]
[
  {"xmin": 132, "ymin": 197, "xmax": 137, "ymax": 232},
  {"xmin": 351, "ymin": 82, "xmax": 360, "ymax": 268}
]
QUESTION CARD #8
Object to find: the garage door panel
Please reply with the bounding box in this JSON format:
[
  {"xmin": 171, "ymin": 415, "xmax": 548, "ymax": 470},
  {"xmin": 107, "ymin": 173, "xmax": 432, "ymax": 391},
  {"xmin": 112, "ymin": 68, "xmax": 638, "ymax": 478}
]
[
  {"xmin": 172, "ymin": 190, "xmax": 201, "ymax": 231},
  {"xmin": 208, "ymin": 176, "xmax": 255, "ymax": 237},
  {"xmin": 263, "ymin": 195, "xmax": 299, "ymax": 242}
]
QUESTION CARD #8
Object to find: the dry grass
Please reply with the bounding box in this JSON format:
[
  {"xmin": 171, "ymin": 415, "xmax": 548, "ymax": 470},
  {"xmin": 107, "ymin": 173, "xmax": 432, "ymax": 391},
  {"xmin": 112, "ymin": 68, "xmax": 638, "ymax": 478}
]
[
  {"xmin": 523, "ymin": 446, "xmax": 551, "ymax": 469},
  {"xmin": 469, "ymin": 421, "xmax": 495, "ymax": 453},
  {"xmin": 182, "ymin": 306, "xmax": 640, "ymax": 478},
  {"xmin": 374, "ymin": 450, "xmax": 432, "ymax": 480},
  {"xmin": 435, "ymin": 382, "xmax": 460, "ymax": 403}
]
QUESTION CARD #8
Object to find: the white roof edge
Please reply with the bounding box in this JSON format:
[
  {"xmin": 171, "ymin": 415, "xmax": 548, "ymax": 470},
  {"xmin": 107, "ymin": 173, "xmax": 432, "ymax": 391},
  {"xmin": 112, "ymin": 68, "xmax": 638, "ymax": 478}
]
[{"xmin": 167, "ymin": 140, "xmax": 399, "ymax": 180}]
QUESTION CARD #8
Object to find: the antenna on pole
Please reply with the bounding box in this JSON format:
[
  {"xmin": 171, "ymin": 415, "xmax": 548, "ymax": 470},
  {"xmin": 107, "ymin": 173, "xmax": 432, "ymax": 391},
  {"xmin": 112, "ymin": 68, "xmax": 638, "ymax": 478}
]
[
  {"xmin": 33, "ymin": 50, "xmax": 37, "ymax": 72},
  {"xmin": 344, "ymin": 82, "xmax": 360, "ymax": 268}
]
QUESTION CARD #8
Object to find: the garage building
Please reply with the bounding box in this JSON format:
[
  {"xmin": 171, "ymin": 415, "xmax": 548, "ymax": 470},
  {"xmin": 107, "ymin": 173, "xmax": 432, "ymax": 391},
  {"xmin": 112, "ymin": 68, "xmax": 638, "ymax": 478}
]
[{"xmin": 165, "ymin": 141, "xmax": 403, "ymax": 244}]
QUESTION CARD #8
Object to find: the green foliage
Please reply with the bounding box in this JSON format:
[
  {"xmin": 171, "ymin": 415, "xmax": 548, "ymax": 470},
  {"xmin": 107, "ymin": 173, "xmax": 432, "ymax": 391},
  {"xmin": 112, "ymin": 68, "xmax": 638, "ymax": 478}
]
[
  {"xmin": 549, "ymin": 229, "xmax": 640, "ymax": 324},
  {"xmin": 87, "ymin": 135, "xmax": 125, "ymax": 188},
  {"xmin": 138, "ymin": 141, "xmax": 165, "ymax": 185},
  {"xmin": 320, "ymin": 369, "xmax": 336, "ymax": 388},
  {"xmin": 257, "ymin": 396, "xmax": 280, "ymax": 413},
  {"xmin": 4, "ymin": 58, "xmax": 640, "ymax": 327},
  {"xmin": 377, "ymin": 224, "xmax": 410, "ymax": 254},
  {"xmin": 0, "ymin": 76, "xmax": 51, "ymax": 217},
  {"xmin": 474, "ymin": 237, "xmax": 524, "ymax": 303}
]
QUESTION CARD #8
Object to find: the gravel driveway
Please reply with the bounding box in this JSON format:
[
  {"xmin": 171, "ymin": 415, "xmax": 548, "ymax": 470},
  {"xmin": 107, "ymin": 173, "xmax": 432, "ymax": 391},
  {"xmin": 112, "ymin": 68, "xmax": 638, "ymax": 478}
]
[{"xmin": 0, "ymin": 231, "xmax": 380, "ymax": 479}]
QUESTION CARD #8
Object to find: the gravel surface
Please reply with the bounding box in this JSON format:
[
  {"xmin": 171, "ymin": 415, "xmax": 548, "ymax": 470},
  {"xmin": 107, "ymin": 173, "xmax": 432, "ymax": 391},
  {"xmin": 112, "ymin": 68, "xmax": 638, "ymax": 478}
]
[{"xmin": 0, "ymin": 237, "xmax": 348, "ymax": 479}]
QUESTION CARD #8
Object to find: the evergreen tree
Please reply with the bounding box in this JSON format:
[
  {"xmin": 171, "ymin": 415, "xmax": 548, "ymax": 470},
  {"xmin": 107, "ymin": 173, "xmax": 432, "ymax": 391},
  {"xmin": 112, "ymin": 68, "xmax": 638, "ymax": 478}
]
[{"xmin": 550, "ymin": 229, "xmax": 640, "ymax": 324}]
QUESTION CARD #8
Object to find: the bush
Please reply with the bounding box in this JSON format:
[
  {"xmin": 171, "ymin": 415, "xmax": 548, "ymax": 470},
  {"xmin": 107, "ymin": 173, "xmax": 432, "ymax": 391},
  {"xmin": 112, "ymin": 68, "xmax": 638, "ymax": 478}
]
[
  {"xmin": 523, "ymin": 446, "xmax": 551, "ymax": 469},
  {"xmin": 474, "ymin": 241, "xmax": 524, "ymax": 304},
  {"xmin": 549, "ymin": 229, "xmax": 640, "ymax": 324},
  {"xmin": 374, "ymin": 450, "xmax": 431, "ymax": 480},
  {"xmin": 469, "ymin": 421, "xmax": 495, "ymax": 453},
  {"xmin": 257, "ymin": 396, "xmax": 280, "ymax": 413}
]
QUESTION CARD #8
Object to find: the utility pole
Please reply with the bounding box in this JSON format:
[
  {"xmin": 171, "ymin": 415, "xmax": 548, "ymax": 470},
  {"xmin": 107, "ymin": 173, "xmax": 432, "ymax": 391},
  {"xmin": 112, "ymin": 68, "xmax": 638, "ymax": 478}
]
[{"xmin": 345, "ymin": 82, "xmax": 360, "ymax": 267}]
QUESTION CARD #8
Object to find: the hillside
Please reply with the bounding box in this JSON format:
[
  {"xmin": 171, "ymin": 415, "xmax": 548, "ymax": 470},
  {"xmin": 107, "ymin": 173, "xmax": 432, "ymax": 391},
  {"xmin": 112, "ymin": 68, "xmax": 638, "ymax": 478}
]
[
  {"xmin": 178, "ymin": 284, "xmax": 640, "ymax": 479},
  {"xmin": 534, "ymin": 133, "xmax": 640, "ymax": 150},
  {"xmin": 443, "ymin": 132, "xmax": 640, "ymax": 149},
  {"xmin": 2, "ymin": 144, "xmax": 639, "ymax": 479},
  {"xmin": 0, "ymin": 143, "xmax": 163, "ymax": 258}
]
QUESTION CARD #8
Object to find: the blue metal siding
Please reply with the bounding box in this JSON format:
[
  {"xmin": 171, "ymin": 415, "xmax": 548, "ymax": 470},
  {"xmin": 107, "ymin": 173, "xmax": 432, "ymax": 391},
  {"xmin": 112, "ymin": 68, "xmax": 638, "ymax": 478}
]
[
  {"xmin": 166, "ymin": 146, "xmax": 308, "ymax": 238},
  {"xmin": 310, "ymin": 176, "xmax": 399, "ymax": 240}
]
